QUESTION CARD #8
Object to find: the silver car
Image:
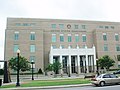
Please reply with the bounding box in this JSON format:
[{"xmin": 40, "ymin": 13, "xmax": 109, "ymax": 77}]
[{"xmin": 91, "ymin": 73, "xmax": 120, "ymax": 86}]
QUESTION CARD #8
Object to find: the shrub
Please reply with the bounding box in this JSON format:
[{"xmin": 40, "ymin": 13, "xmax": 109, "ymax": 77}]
[{"xmin": 38, "ymin": 68, "xmax": 43, "ymax": 74}]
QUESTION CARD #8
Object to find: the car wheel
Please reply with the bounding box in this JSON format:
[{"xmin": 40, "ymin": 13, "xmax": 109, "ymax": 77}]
[{"xmin": 99, "ymin": 81, "xmax": 105, "ymax": 86}]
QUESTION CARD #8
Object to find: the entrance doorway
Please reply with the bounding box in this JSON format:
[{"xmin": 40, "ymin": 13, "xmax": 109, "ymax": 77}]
[
  {"xmin": 62, "ymin": 56, "xmax": 67, "ymax": 73},
  {"xmin": 71, "ymin": 56, "xmax": 76, "ymax": 73}
]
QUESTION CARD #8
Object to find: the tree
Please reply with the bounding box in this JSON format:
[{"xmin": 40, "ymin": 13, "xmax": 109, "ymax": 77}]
[
  {"xmin": 98, "ymin": 55, "xmax": 115, "ymax": 71},
  {"xmin": 46, "ymin": 60, "xmax": 62, "ymax": 77},
  {"xmin": 9, "ymin": 56, "xmax": 31, "ymax": 72}
]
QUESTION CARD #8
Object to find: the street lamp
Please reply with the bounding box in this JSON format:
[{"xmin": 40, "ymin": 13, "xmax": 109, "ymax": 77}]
[
  {"xmin": 31, "ymin": 60, "xmax": 34, "ymax": 80},
  {"xmin": 16, "ymin": 49, "xmax": 20, "ymax": 87}
]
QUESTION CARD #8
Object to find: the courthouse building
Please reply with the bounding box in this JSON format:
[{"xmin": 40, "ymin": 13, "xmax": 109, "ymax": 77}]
[{"xmin": 4, "ymin": 18, "xmax": 120, "ymax": 74}]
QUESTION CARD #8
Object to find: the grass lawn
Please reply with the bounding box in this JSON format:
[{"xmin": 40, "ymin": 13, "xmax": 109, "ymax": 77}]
[{"xmin": 0, "ymin": 78, "xmax": 90, "ymax": 88}]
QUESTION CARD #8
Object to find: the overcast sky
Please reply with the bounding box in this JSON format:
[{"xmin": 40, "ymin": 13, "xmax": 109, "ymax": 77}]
[{"xmin": 1, "ymin": 0, "xmax": 120, "ymax": 60}]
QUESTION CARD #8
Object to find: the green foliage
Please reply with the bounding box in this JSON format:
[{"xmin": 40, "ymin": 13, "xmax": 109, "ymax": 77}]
[
  {"xmin": 38, "ymin": 68, "xmax": 43, "ymax": 74},
  {"xmin": 9, "ymin": 56, "xmax": 31, "ymax": 72},
  {"xmin": 98, "ymin": 55, "xmax": 115, "ymax": 70},
  {"xmin": 46, "ymin": 60, "xmax": 62, "ymax": 74},
  {"xmin": 0, "ymin": 69, "xmax": 4, "ymax": 75}
]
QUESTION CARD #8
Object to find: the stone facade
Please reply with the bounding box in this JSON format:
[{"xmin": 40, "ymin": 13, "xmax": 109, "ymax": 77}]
[{"xmin": 4, "ymin": 18, "xmax": 120, "ymax": 73}]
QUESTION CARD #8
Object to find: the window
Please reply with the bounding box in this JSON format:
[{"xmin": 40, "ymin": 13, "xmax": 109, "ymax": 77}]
[
  {"xmin": 103, "ymin": 74, "xmax": 110, "ymax": 78},
  {"xmin": 117, "ymin": 55, "xmax": 120, "ymax": 61},
  {"xmin": 115, "ymin": 33, "xmax": 119, "ymax": 41},
  {"xmin": 111, "ymin": 26, "xmax": 114, "ymax": 29},
  {"xmin": 104, "ymin": 44, "xmax": 108, "ymax": 51},
  {"xmin": 51, "ymin": 24, "xmax": 56, "ymax": 28},
  {"xmin": 61, "ymin": 45, "xmax": 64, "ymax": 49},
  {"xmin": 30, "ymin": 56, "xmax": 35, "ymax": 62},
  {"xmin": 110, "ymin": 74, "xmax": 117, "ymax": 78},
  {"xmin": 30, "ymin": 45, "xmax": 36, "ymax": 52},
  {"xmin": 116, "ymin": 44, "xmax": 120, "ymax": 51},
  {"xmin": 82, "ymin": 25, "xmax": 86, "ymax": 29},
  {"xmin": 60, "ymin": 34, "xmax": 64, "ymax": 42},
  {"xmin": 105, "ymin": 26, "xmax": 109, "ymax": 29},
  {"xmin": 103, "ymin": 33, "xmax": 107, "ymax": 41},
  {"xmin": 68, "ymin": 34, "xmax": 72, "ymax": 42},
  {"xmin": 14, "ymin": 44, "xmax": 19, "ymax": 53},
  {"xmin": 75, "ymin": 34, "xmax": 79, "ymax": 42},
  {"xmin": 52, "ymin": 45, "xmax": 57, "ymax": 49},
  {"xmin": 82, "ymin": 35, "xmax": 86, "ymax": 42},
  {"xmin": 75, "ymin": 25, "xmax": 79, "ymax": 29},
  {"xmin": 52, "ymin": 34, "xmax": 56, "ymax": 42},
  {"xmin": 16, "ymin": 23, "xmax": 21, "ymax": 26},
  {"xmin": 14, "ymin": 32, "xmax": 19, "ymax": 40},
  {"xmin": 30, "ymin": 32, "xmax": 35, "ymax": 40},
  {"xmin": 99, "ymin": 26, "xmax": 103, "ymax": 28},
  {"xmin": 82, "ymin": 45, "xmax": 86, "ymax": 48},
  {"xmin": 59, "ymin": 24, "xmax": 64, "ymax": 29}
]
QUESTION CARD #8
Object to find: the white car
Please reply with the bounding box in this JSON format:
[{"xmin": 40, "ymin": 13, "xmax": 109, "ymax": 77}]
[{"xmin": 91, "ymin": 74, "xmax": 120, "ymax": 86}]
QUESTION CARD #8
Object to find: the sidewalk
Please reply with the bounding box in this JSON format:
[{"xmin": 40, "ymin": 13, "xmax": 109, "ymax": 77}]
[{"xmin": 1, "ymin": 74, "xmax": 92, "ymax": 90}]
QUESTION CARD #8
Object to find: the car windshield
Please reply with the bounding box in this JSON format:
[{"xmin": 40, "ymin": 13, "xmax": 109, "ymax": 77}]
[{"xmin": 97, "ymin": 75, "xmax": 102, "ymax": 78}]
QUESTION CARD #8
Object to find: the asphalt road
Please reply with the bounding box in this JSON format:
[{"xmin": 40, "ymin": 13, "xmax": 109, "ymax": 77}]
[{"xmin": 37, "ymin": 85, "xmax": 120, "ymax": 90}]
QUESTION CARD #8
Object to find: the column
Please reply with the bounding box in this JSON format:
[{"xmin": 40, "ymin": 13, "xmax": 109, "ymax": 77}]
[
  {"xmin": 86, "ymin": 55, "xmax": 89, "ymax": 73},
  {"xmin": 91, "ymin": 56, "xmax": 93, "ymax": 72},
  {"xmin": 82, "ymin": 56, "xmax": 85, "ymax": 73},
  {"xmin": 50, "ymin": 55, "xmax": 53, "ymax": 64},
  {"xmin": 69, "ymin": 55, "xmax": 72, "ymax": 76},
  {"xmin": 60, "ymin": 55, "xmax": 63, "ymax": 75},
  {"xmin": 77, "ymin": 55, "xmax": 80, "ymax": 74},
  {"xmin": 93, "ymin": 45, "xmax": 96, "ymax": 72},
  {"xmin": 93, "ymin": 55, "xmax": 97, "ymax": 73},
  {"xmin": 75, "ymin": 56, "xmax": 77, "ymax": 73}
]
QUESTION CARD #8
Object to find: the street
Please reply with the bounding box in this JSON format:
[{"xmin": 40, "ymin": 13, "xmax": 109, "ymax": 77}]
[{"xmin": 37, "ymin": 85, "xmax": 120, "ymax": 90}]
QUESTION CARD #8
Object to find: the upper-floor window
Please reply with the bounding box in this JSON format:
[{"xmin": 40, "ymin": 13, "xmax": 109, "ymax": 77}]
[
  {"xmin": 14, "ymin": 31, "xmax": 19, "ymax": 40},
  {"xmin": 30, "ymin": 56, "xmax": 36, "ymax": 62},
  {"xmin": 14, "ymin": 44, "xmax": 19, "ymax": 53},
  {"xmin": 60, "ymin": 34, "xmax": 64, "ymax": 42},
  {"xmin": 111, "ymin": 26, "xmax": 114, "ymax": 29},
  {"xmin": 117, "ymin": 55, "xmax": 120, "ymax": 61},
  {"xmin": 59, "ymin": 24, "xmax": 64, "ymax": 29},
  {"xmin": 82, "ymin": 45, "xmax": 86, "ymax": 48},
  {"xmin": 82, "ymin": 25, "xmax": 86, "ymax": 29},
  {"xmin": 75, "ymin": 34, "xmax": 79, "ymax": 42},
  {"xmin": 61, "ymin": 45, "xmax": 64, "ymax": 49},
  {"xmin": 116, "ymin": 44, "xmax": 120, "ymax": 51},
  {"xmin": 30, "ymin": 45, "xmax": 36, "ymax": 52},
  {"xmin": 68, "ymin": 34, "xmax": 72, "ymax": 42},
  {"xmin": 52, "ymin": 34, "xmax": 56, "ymax": 42},
  {"xmin": 115, "ymin": 33, "xmax": 119, "ymax": 41},
  {"xmin": 30, "ymin": 32, "xmax": 35, "ymax": 40},
  {"xmin": 82, "ymin": 35, "xmax": 86, "ymax": 42},
  {"xmin": 52, "ymin": 45, "xmax": 57, "ymax": 49},
  {"xmin": 99, "ymin": 26, "xmax": 104, "ymax": 28},
  {"xmin": 51, "ymin": 24, "xmax": 56, "ymax": 29},
  {"xmin": 75, "ymin": 25, "xmax": 79, "ymax": 29},
  {"xmin": 105, "ymin": 26, "xmax": 109, "ymax": 29},
  {"xmin": 104, "ymin": 44, "xmax": 108, "ymax": 51},
  {"xmin": 16, "ymin": 23, "xmax": 21, "ymax": 26},
  {"xmin": 103, "ymin": 33, "xmax": 107, "ymax": 41}
]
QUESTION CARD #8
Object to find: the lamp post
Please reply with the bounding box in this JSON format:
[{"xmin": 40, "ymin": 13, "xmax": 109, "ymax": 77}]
[
  {"xmin": 16, "ymin": 49, "xmax": 20, "ymax": 87},
  {"xmin": 31, "ymin": 60, "xmax": 34, "ymax": 80}
]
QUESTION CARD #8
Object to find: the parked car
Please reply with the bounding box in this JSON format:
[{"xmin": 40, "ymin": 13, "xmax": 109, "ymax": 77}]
[
  {"xmin": 113, "ymin": 70, "xmax": 120, "ymax": 74},
  {"xmin": 91, "ymin": 73, "xmax": 120, "ymax": 86}
]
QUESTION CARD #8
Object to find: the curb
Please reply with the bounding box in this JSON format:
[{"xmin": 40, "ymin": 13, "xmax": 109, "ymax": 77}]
[{"xmin": 1, "ymin": 83, "xmax": 92, "ymax": 90}]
